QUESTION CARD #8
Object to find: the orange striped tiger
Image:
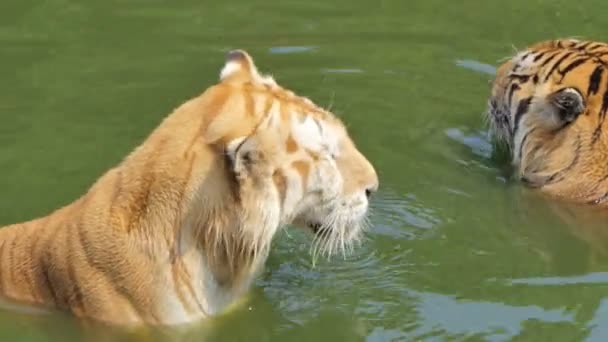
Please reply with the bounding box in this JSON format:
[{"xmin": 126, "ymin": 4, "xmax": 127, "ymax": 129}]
[
  {"xmin": 487, "ymin": 38, "xmax": 608, "ymax": 204},
  {"xmin": 0, "ymin": 50, "xmax": 379, "ymax": 325}
]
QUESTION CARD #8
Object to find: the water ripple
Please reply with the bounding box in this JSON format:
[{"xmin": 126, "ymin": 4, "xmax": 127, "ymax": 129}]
[
  {"xmin": 499, "ymin": 272, "xmax": 608, "ymax": 286},
  {"xmin": 445, "ymin": 127, "xmax": 493, "ymax": 159},
  {"xmin": 455, "ymin": 59, "xmax": 497, "ymax": 75},
  {"xmin": 321, "ymin": 68, "xmax": 364, "ymax": 74},
  {"xmin": 587, "ymin": 299, "xmax": 608, "ymax": 342},
  {"xmin": 371, "ymin": 190, "xmax": 442, "ymax": 239},
  {"xmin": 408, "ymin": 290, "xmax": 575, "ymax": 340},
  {"xmin": 268, "ymin": 46, "xmax": 317, "ymax": 54}
]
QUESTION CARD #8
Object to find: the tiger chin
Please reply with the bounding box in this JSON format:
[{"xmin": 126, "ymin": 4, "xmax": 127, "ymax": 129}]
[
  {"xmin": 0, "ymin": 50, "xmax": 378, "ymax": 326},
  {"xmin": 486, "ymin": 38, "xmax": 608, "ymax": 205}
]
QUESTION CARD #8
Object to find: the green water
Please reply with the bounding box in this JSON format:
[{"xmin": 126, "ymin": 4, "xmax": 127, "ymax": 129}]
[{"xmin": 2, "ymin": 0, "xmax": 608, "ymax": 341}]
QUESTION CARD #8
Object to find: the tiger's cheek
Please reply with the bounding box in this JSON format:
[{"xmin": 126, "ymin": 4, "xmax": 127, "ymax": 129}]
[
  {"xmin": 311, "ymin": 160, "xmax": 342, "ymax": 200},
  {"xmin": 301, "ymin": 164, "xmax": 318, "ymax": 192}
]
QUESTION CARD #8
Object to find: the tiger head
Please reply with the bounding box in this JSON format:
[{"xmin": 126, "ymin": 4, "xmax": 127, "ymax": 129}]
[
  {"xmin": 200, "ymin": 50, "xmax": 378, "ymax": 259},
  {"xmin": 486, "ymin": 39, "xmax": 608, "ymax": 204}
]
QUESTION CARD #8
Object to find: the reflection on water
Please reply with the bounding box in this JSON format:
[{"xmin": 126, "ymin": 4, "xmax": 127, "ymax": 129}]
[
  {"xmin": 372, "ymin": 190, "xmax": 442, "ymax": 238},
  {"xmin": 587, "ymin": 300, "xmax": 608, "ymax": 342},
  {"xmin": 321, "ymin": 68, "xmax": 364, "ymax": 74},
  {"xmin": 410, "ymin": 290, "xmax": 575, "ymax": 340},
  {"xmin": 269, "ymin": 46, "xmax": 318, "ymax": 54},
  {"xmin": 507, "ymin": 272, "xmax": 608, "ymax": 286},
  {"xmin": 455, "ymin": 59, "xmax": 497, "ymax": 76},
  {"xmin": 445, "ymin": 127, "xmax": 493, "ymax": 159}
]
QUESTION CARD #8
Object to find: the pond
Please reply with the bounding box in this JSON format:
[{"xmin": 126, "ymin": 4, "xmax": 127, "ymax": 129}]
[{"xmin": 1, "ymin": 0, "xmax": 608, "ymax": 341}]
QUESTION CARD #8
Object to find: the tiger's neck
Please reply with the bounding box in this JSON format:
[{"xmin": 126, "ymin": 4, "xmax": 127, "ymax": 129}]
[
  {"xmin": 518, "ymin": 132, "xmax": 608, "ymax": 204},
  {"xmin": 104, "ymin": 122, "xmax": 277, "ymax": 320},
  {"xmin": 0, "ymin": 96, "xmax": 281, "ymax": 323}
]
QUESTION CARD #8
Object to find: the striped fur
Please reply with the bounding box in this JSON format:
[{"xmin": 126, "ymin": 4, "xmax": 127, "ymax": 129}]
[
  {"xmin": 487, "ymin": 38, "xmax": 608, "ymax": 204},
  {"xmin": 0, "ymin": 50, "xmax": 378, "ymax": 325}
]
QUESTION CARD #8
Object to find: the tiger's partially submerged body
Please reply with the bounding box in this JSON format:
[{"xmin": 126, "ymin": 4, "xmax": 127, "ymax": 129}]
[
  {"xmin": 487, "ymin": 38, "xmax": 608, "ymax": 204},
  {"xmin": 0, "ymin": 50, "xmax": 378, "ymax": 325}
]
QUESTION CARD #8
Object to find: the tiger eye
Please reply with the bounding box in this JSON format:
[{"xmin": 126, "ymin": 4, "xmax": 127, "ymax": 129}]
[{"xmin": 549, "ymin": 87, "xmax": 585, "ymax": 122}]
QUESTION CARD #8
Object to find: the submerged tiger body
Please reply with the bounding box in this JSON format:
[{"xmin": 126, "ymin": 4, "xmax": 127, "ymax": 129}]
[
  {"xmin": 0, "ymin": 50, "xmax": 378, "ymax": 325},
  {"xmin": 487, "ymin": 38, "xmax": 608, "ymax": 204}
]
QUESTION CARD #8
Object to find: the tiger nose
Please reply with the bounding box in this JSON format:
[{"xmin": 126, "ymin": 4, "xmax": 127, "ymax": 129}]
[{"xmin": 364, "ymin": 179, "xmax": 379, "ymax": 199}]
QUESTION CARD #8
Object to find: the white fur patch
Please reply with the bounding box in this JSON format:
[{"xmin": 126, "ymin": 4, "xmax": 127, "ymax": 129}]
[
  {"xmin": 220, "ymin": 61, "xmax": 242, "ymax": 80},
  {"xmin": 254, "ymin": 94, "xmax": 268, "ymax": 115},
  {"xmin": 322, "ymin": 123, "xmax": 341, "ymax": 156},
  {"xmin": 513, "ymin": 123, "xmax": 534, "ymax": 165},
  {"xmin": 260, "ymin": 74, "xmax": 277, "ymax": 86},
  {"xmin": 160, "ymin": 287, "xmax": 195, "ymax": 324},
  {"xmin": 291, "ymin": 115, "xmax": 323, "ymax": 151},
  {"xmin": 281, "ymin": 168, "xmax": 304, "ymax": 217},
  {"xmin": 260, "ymin": 101, "xmax": 280, "ymax": 129},
  {"xmin": 226, "ymin": 136, "xmax": 247, "ymax": 161},
  {"xmin": 514, "ymin": 51, "xmax": 535, "ymax": 69}
]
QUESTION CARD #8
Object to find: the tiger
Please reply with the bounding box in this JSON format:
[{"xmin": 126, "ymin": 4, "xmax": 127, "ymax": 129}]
[
  {"xmin": 0, "ymin": 50, "xmax": 379, "ymax": 326},
  {"xmin": 486, "ymin": 38, "xmax": 608, "ymax": 205}
]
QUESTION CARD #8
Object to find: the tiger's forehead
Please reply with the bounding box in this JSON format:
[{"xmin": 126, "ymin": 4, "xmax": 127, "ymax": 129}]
[
  {"xmin": 216, "ymin": 48, "xmax": 347, "ymax": 152},
  {"xmin": 510, "ymin": 39, "xmax": 608, "ymax": 71},
  {"xmin": 290, "ymin": 111, "xmax": 344, "ymax": 152},
  {"xmin": 253, "ymin": 83, "xmax": 347, "ymax": 154},
  {"xmin": 495, "ymin": 39, "xmax": 608, "ymax": 98},
  {"xmin": 268, "ymin": 89, "xmax": 345, "ymax": 152}
]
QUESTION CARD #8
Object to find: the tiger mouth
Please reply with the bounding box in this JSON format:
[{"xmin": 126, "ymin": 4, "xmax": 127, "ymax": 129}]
[
  {"xmin": 487, "ymin": 100, "xmax": 514, "ymax": 144},
  {"xmin": 306, "ymin": 222, "xmax": 325, "ymax": 235}
]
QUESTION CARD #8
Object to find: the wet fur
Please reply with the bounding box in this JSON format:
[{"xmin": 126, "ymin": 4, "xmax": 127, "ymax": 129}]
[
  {"xmin": 486, "ymin": 39, "xmax": 608, "ymax": 205},
  {"xmin": 0, "ymin": 50, "xmax": 378, "ymax": 326}
]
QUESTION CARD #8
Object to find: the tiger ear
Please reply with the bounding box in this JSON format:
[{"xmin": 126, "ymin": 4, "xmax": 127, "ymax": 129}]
[
  {"xmin": 219, "ymin": 50, "xmax": 261, "ymax": 83},
  {"xmin": 219, "ymin": 49, "xmax": 277, "ymax": 86},
  {"xmin": 226, "ymin": 136, "xmax": 266, "ymax": 180}
]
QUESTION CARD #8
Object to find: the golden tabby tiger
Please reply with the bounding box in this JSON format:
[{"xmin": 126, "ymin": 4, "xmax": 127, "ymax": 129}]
[{"xmin": 0, "ymin": 50, "xmax": 378, "ymax": 326}]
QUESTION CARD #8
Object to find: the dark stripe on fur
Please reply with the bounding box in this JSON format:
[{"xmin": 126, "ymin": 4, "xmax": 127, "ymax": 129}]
[
  {"xmin": 576, "ymin": 41, "xmax": 593, "ymax": 50},
  {"xmin": 40, "ymin": 218, "xmax": 63, "ymax": 306},
  {"xmin": 541, "ymin": 135, "xmax": 581, "ymax": 186},
  {"xmin": 510, "ymin": 74, "xmax": 531, "ymax": 83},
  {"xmin": 66, "ymin": 230, "xmax": 86, "ymax": 314},
  {"xmin": 559, "ymin": 57, "xmax": 589, "ymax": 79},
  {"xmin": 592, "ymin": 82, "xmax": 608, "ymax": 143},
  {"xmin": 517, "ymin": 128, "xmax": 537, "ymax": 162},
  {"xmin": 540, "ymin": 52, "xmax": 561, "ymax": 68},
  {"xmin": 507, "ymin": 83, "xmax": 521, "ymax": 107},
  {"xmin": 588, "ymin": 65, "xmax": 604, "ymax": 95},
  {"xmin": 544, "ymin": 52, "xmax": 573, "ymax": 81},
  {"xmin": 75, "ymin": 225, "xmax": 149, "ymax": 322},
  {"xmin": 589, "ymin": 43, "xmax": 606, "ymax": 51},
  {"xmin": 40, "ymin": 263, "xmax": 58, "ymax": 305},
  {"xmin": 533, "ymin": 52, "xmax": 546, "ymax": 62},
  {"xmin": 513, "ymin": 97, "xmax": 533, "ymax": 135}
]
